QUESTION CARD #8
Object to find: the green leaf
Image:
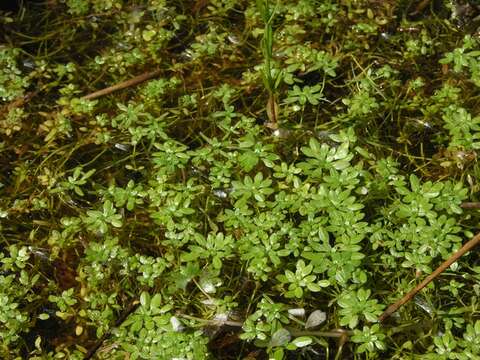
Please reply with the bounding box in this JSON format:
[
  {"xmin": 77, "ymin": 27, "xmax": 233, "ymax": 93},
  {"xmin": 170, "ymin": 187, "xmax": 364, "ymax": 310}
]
[
  {"xmin": 238, "ymin": 151, "xmax": 259, "ymax": 171},
  {"xmin": 292, "ymin": 336, "xmax": 312, "ymax": 347},
  {"xmin": 409, "ymin": 174, "xmax": 420, "ymax": 192},
  {"xmin": 317, "ymin": 280, "xmax": 330, "ymax": 287},
  {"xmin": 269, "ymin": 328, "xmax": 291, "ymax": 347},
  {"xmin": 294, "ymin": 287, "xmax": 303, "ymax": 298},
  {"xmin": 140, "ymin": 292, "xmax": 150, "ymax": 308},
  {"xmin": 271, "ymin": 348, "xmax": 284, "ymax": 360},
  {"xmin": 306, "ymin": 283, "xmax": 321, "ymax": 292},
  {"xmin": 150, "ymin": 294, "xmax": 162, "ymax": 310},
  {"xmin": 38, "ymin": 313, "xmax": 50, "ymax": 320}
]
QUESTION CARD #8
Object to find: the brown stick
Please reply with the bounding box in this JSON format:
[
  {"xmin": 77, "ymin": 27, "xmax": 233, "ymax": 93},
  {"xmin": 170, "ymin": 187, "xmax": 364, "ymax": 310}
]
[
  {"xmin": 379, "ymin": 231, "xmax": 480, "ymax": 322},
  {"xmin": 461, "ymin": 202, "xmax": 480, "ymax": 209},
  {"xmin": 82, "ymin": 69, "xmax": 161, "ymax": 100}
]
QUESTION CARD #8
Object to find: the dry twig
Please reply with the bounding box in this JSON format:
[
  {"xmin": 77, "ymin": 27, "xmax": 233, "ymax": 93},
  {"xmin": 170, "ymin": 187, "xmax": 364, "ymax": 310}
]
[
  {"xmin": 461, "ymin": 202, "xmax": 480, "ymax": 209},
  {"xmin": 82, "ymin": 69, "xmax": 161, "ymax": 100},
  {"xmin": 379, "ymin": 231, "xmax": 480, "ymax": 322}
]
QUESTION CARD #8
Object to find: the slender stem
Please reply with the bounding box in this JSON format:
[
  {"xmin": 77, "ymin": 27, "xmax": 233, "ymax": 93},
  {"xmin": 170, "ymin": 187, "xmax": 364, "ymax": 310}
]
[
  {"xmin": 176, "ymin": 313, "xmax": 244, "ymax": 327},
  {"xmin": 287, "ymin": 327, "xmax": 353, "ymax": 338},
  {"xmin": 334, "ymin": 333, "xmax": 348, "ymax": 360},
  {"xmin": 177, "ymin": 314, "xmax": 352, "ymax": 339},
  {"xmin": 379, "ymin": 231, "xmax": 480, "ymax": 322}
]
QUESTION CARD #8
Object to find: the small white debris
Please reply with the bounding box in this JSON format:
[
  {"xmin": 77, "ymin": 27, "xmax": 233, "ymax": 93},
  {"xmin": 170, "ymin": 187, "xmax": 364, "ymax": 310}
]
[
  {"xmin": 200, "ymin": 298, "xmax": 216, "ymax": 306},
  {"xmin": 114, "ymin": 143, "xmax": 130, "ymax": 152},
  {"xmin": 305, "ymin": 310, "xmax": 327, "ymax": 329},
  {"xmin": 170, "ymin": 316, "xmax": 185, "ymax": 332},
  {"xmin": 288, "ymin": 308, "xmax": 305, "ymax": 317},
  {"xmin": 213, "ymin": 189, "xmax": 228, "ymax": 199},
  {"xmin": 228, "ymin": 35, "xmax": 240, "ymax": 44},
  {"xmin": 272, "ymin": 128, "xmax": 291, "ymax": 138},
  {"xmin": 358, "ymin": 186, "xmax": 368, "ymax": 195},
  {"xmin": 213, "ymin": 313, "xmax": 229, "ymax": 324},
  {"xmin": 202, "ymin": 282, "xmax": 217, "ymax": 294}
]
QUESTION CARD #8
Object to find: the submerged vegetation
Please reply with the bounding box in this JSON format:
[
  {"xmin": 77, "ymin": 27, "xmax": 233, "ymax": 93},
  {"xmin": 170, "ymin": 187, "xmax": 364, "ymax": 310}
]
[{"xmin": 1, "ymin": 0, "xmax": 480, "ymax": 358}]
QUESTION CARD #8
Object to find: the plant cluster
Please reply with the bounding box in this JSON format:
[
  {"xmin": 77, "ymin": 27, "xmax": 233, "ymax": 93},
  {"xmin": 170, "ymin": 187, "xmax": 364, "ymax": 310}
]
[{"xmin": 1, "ymin": 0, "xmax": 480, "ymax": 359}]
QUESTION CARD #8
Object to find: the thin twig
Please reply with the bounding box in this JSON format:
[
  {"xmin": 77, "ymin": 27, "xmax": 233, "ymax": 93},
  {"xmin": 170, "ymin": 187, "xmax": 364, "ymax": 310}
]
[
  {"xmin": 461, "ymin": 202, "xmax": 480, "ymax": 209},
  {"xmin": 379, "ymin": 231, "xmax": 480, "ymax": 322},
  {"xmin": 82, "ymin": 69, "xmax": 161, "ymax": 100}
]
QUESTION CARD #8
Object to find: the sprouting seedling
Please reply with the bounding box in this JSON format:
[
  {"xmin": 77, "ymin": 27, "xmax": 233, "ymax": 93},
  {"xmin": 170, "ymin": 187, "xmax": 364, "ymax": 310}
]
[{"xmin": 256, "ymin": 0, "xmax": 281, "ymax": 128}]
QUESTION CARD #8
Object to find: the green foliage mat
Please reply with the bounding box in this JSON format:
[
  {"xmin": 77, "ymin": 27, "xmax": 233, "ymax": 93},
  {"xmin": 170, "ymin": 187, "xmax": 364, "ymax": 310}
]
[{"xmin": 1, "ymin": 0, "xmax": 480, "ymax": 359}]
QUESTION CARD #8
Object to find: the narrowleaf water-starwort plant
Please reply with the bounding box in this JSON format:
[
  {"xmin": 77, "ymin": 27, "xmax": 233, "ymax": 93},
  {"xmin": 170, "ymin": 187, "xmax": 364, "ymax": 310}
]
[{"xmin": 2, "ymin": 0, "xmax": 480, "ymax": 359}]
